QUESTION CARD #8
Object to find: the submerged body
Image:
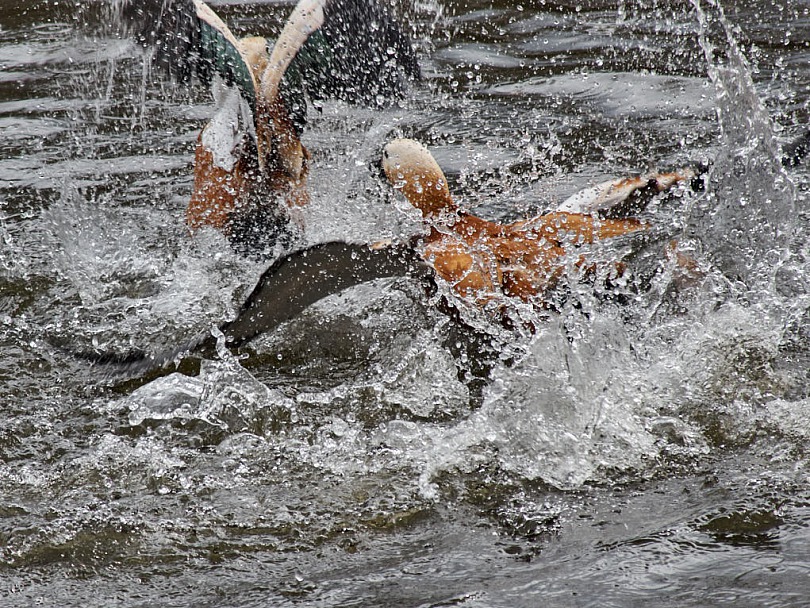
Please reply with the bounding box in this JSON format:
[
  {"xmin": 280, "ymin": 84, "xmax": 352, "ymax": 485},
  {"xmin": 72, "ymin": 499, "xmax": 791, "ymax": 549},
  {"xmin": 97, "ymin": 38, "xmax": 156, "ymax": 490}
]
[
  {"xmin": 382, "ymin": 138, "xmax": 695, "ymax": 306},
  {"xmin": 186, "ymin": 76, "xmax": 309, "ymax": 250},
  {"xmin": 124, "ymin": 0, "xmax": 419, "ymax": 251},
  {"xmin": 417, "ymin": 211, "xmax": 646, "ymax": 303}
]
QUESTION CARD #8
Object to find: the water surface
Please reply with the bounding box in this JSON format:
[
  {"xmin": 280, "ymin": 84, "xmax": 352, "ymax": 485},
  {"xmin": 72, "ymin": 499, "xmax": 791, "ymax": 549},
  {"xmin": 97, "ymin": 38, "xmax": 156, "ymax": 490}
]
[{"xmin": 1, "ymin": 1, "xmax": 809, "ymax": 606}]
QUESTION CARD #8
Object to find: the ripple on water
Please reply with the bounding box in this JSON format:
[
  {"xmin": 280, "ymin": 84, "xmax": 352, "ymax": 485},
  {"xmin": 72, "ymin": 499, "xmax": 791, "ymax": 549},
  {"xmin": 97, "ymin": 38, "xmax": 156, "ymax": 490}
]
[
  {"xmin": 486, "ymin": 72, "xmax": 715, "ymax": 119},
  {"xmin": 2, "ymin": 0, "xmax": 810, "ymax": 606}
]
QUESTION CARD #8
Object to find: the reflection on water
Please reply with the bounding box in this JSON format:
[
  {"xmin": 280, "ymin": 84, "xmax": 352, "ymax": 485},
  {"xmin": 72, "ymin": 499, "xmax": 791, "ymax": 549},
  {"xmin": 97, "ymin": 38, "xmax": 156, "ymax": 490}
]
[{"xmin": 1, "ymin": 1, "xmax": 809, "ymax": 606}]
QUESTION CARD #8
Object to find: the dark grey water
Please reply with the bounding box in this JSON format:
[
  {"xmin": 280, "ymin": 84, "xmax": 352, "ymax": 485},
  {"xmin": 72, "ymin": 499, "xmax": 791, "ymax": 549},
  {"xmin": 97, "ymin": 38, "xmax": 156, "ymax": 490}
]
[{"xmin": 2, "ymin": 0, "xmax": 809, "ymax": 606}]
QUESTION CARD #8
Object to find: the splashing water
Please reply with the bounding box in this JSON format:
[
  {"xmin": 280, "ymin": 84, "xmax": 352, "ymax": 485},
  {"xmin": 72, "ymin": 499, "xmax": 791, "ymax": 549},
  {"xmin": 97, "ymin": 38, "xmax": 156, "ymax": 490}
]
[
  {"xmin": 413, "ymin": 314, "xmax": 661, "ymax": 494},
  {"xmin": 389, "ymin": 0, "xmax": 810, "ymax": 497},
  {"xmin": 3, "ymin": 2, "xmax": 810, "ymax": 606},
  {"xmin": 689, "ymin": 0, "xmax": 796, "ymax": 292}
]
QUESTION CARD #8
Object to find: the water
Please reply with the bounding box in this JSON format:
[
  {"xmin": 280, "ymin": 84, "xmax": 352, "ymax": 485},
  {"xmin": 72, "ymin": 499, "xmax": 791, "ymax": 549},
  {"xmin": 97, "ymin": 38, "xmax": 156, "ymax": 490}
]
[{"xmin": 2, "ymin": 0, "xmax": 809, "ymax": 606}]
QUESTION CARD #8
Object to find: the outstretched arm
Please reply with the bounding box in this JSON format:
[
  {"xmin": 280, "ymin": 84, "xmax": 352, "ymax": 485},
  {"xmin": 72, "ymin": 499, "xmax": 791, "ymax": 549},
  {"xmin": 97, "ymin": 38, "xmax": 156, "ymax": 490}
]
[
  {"xmin": 120, "ymin": 0, "xmax": 261, "ymax": 109},
  {"xmin": 68, "ymin": 241, "xmax": 434, "ymax": 376}
]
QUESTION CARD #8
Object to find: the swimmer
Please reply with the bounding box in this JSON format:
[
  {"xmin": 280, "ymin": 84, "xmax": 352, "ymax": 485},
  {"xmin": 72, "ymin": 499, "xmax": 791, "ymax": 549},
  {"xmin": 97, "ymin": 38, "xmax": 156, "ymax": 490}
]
[
  {"xmin": 381, "ymin": 138, "xmax": 696, "ymax": 307},
  {"xmin": 122, "ymin": 0, "xmax": 419, "ymax": 252}
]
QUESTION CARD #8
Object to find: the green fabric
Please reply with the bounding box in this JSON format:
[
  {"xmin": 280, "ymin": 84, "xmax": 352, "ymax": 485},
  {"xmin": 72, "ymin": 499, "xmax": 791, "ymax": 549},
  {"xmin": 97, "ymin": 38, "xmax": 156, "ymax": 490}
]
[
  {"xmin": 198, "ymin": 21, "xmax": 257, "ymax": 112},
  {"xmin": 280, "ymin": 30, "xmax": 335, "ymax": 132},
  {"xmin": 284, "ymin": 30, "xmax": 334, "ymax": 86}
]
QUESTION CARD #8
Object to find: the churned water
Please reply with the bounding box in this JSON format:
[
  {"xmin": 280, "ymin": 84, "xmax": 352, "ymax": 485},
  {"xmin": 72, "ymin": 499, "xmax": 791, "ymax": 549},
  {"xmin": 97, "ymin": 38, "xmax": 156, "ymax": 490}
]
[{"xmin": 1, "ymin": 1, "xmax": 809, "ymax": 606}]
